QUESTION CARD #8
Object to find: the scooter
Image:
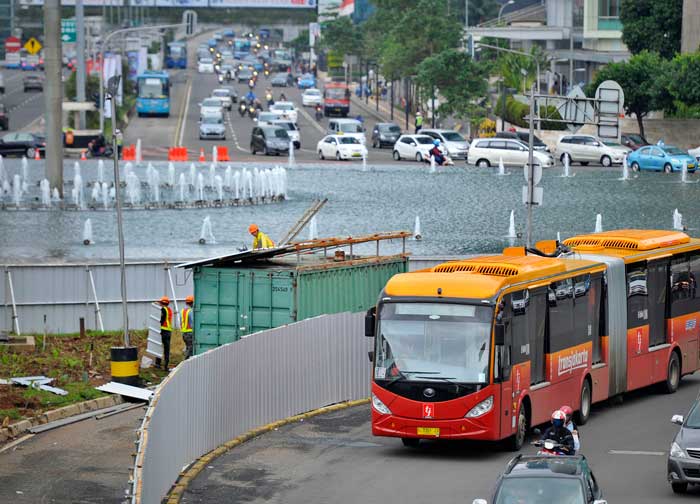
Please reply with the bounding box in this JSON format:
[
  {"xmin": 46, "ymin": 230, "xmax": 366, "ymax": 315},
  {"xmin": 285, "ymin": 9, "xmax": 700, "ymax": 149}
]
[
  {"xmin": 422, "ymin": 150, "xmax": 454, "ymax": 166},
  {"xmin": 315, "ymin": 105, "xmax": 323, "ymax": 121},
  {"xmin": 248, "ymin": 105, "xmax": 257, "ymax": 118},
  {"xmin": 532, "ymin": 439, "xmax": 573, "ymax": 456},
  {"xmin": 217, "ymin": 74, "xmax": 224, "ymax": 84},
  {"xmin": 239, "ymin": 102, "xmax": 247, "ymax": 117},
  {"xmin": 86, "ymin": 144, "xmax": 114, "ymax": 158}
]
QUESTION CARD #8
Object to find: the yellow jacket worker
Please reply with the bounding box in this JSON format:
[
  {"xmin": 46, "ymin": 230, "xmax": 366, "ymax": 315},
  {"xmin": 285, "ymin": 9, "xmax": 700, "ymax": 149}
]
[{"xmin": 249, "ymin": 223, "xmax": 275, "ymax": 250}]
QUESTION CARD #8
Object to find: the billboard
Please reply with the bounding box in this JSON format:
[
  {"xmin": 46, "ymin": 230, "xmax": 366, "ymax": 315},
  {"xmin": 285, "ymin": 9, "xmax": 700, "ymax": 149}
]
[
  {"xmin": 19, "ymin": 0, "xmax": 311, "ymax": 5},
  {"xmin": 209, "ymin": 0, "xmax": 315, "ymax": 5},
  {"xmin": 20, "ymin": 0, "xmax": 125, "ymax": 5}
]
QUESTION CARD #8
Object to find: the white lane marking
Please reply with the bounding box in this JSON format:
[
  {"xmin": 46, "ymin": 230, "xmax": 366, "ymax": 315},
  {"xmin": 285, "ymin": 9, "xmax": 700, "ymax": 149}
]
[
  {"xmin": 296, "ymin": 102, "xmax": 325, "ymax": 134},
  {"xmin": 177, "ymin": 79, "xmax": 193, "ymax": 146},
  {"xmin": 7, "ymin": 90, "xmax": 43, "ymax": 113},
  {"xmin": 19, "ymin": 114, "xmax": 43, "ymax": 132},
  {"xmin": 226, "ymin": 110, "xmax": 249, "ymax": 153},
  {"xmin": 608, "ymin": 450, "xmax": 666, "ymax": 456}
]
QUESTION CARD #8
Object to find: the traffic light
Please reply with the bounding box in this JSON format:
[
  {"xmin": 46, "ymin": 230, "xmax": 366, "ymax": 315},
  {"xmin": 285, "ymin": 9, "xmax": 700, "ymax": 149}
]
[{"xmin": 183, "ymin": 10, "xmax": 197, "ymax": 36}]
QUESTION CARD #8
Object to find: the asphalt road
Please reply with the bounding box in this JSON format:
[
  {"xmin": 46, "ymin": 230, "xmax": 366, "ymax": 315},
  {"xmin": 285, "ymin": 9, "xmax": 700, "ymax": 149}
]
[
  {"xmin": 183, "ymin": 375, "xmax": 700, "ymax": 504},
  {"xmin": 0, "ymin": 69, "xmax": 47, "ymax": 133},
  {"xmin": 0, "ymin": 406, "xmax": 145, "ymax": 503}
]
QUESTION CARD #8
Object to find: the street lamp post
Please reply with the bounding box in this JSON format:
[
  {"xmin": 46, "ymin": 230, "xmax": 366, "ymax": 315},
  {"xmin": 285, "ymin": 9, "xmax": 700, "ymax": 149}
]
[{"xmin": 498, "ymin": 0, "xmax": 515, "ymax": 24}]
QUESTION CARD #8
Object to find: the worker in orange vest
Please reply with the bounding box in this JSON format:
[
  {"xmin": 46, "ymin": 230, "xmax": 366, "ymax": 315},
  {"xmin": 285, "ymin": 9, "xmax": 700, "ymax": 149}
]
[
  {"xmin": 181, "ymin": 295, "xmax": 194, "ymax": 359},
  {"xmin": 158, "ymin": 296, "xmax": 173, "ymax": 371}
]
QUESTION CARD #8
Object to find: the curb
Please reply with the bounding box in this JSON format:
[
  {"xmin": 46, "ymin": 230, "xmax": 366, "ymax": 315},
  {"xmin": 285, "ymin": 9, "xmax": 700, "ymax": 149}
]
[
  {"xmin": 0, "ymin": 394, "xmax": 124, "ymax": 444},
  {"xmin": 166, "ymin": 398, "xmax": 370, "ymax": 503}
]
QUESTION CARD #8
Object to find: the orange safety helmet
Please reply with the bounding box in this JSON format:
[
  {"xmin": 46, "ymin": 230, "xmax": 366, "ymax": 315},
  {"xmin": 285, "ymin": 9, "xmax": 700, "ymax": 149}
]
[
  {"xmin": 185, "ymin": 295, "xmax": 194, "ymax": 304},
  {"xmin": 160, "ymin": 296, "xmax": 170, "ymax": 305},
  {"xmin": 248, "ymin": 223, "xmax": 259, "ymax": 234}
]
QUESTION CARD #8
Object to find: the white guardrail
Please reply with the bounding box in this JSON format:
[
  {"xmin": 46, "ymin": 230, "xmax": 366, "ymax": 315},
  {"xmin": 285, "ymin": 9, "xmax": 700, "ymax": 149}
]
[{"xmin": 130, "ymin": 312, "xmax": 369, "ymax": 503}]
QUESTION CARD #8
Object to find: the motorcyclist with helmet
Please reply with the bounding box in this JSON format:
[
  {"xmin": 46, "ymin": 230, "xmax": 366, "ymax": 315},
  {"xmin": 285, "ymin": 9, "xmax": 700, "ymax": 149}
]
[
  {"xmin": 428, "ymin": 139, "xmax": 446, "ymax": 165},
  {"xmin": 560, "ymin": 405, "xmax": 580, "ymax": 453},
  {"xmin": 540, "ymin": 410, "xmax": 575, "ymax": 455}
]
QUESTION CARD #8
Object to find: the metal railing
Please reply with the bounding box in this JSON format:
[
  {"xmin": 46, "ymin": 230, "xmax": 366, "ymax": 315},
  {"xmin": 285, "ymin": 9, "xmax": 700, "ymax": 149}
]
[{"xmin": 129, "ymin": 312, "xmax": 369, "ymax": 503}]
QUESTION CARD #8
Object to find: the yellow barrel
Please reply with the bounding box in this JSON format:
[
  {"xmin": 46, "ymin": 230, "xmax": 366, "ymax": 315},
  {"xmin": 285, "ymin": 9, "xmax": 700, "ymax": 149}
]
[{"xmin": 110, "ymin": 346, "xmax": 139, "ymax": 386}]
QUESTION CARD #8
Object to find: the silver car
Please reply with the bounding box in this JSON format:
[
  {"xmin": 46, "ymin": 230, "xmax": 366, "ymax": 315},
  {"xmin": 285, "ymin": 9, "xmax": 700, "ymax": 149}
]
[
  {"xmin": 211, "ymin": 88, "xmax": 234, "ymax": 110},
  {"xmin": 199, "ymin": 115, "xmax": 226, "ymax": 140},
  {"xmin": 421, "ymin": 129, "xmax": 470, "ymax": 159}
]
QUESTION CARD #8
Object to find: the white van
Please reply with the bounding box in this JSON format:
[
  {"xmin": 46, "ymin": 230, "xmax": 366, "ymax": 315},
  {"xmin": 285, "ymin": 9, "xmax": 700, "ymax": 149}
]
[
  {"xmin": 467, "ymin": 138, "xmax": 555, "ymax": 168},
  {"xmin": 327, "ymin": 118, "xmax": 366, "ymax": 144}
]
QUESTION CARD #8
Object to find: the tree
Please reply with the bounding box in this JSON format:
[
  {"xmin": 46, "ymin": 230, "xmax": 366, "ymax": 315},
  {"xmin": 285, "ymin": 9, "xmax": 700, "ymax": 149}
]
[
  {"xmin": 668, "ymin": 52, "xmax": 700, "ymax": 109},
  {"xmin": 587, "ymin": 51, "xmax": 671, "ymax": 138},
  {"xmin": 416, "ymin": 49, "xmax": 489, "ymax": 120},
  {"xmin": 620, "ymin": 0, "xmax": 683, "ymax": 59},
  {"xmin": 318, "ymin": 16, "xmax": 365, "ymax": 58},
  {"xmin": 290, "ymin": 29, "xmax": 310, "ymax": 55}
]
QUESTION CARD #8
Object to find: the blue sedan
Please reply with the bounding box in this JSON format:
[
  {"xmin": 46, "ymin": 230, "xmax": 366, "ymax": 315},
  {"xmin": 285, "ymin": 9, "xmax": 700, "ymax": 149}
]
[
  {"xmin": 298, "ymin": 73, "xmax": 316, "ymax": 89},
  {"xmin": 628, "ymin": 145, "xmax": 696, "ymax": 173}
]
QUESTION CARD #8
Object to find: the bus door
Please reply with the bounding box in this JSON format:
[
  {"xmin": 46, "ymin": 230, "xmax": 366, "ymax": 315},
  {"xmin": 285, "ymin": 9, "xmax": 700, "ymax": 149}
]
[{"xmin": 648, "ymin": 258, "xmax": 670, "ymax": 382}]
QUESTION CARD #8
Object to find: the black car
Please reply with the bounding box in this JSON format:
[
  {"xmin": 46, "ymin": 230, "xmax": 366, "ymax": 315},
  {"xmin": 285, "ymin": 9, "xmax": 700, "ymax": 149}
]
[
  {"xmin": 270, "ymin": 72, "xmax": 290, "ymax": 87},
  {"xmin": 495, "ymin": 131, "xmax": 549, "ymax": 152},
  {"xmin": 0, "ymin": 132, "xmax": 45, "ymax": 157},
  {"xmin": 620, "ymin": 132, "xmax": 649, "ymax": 150},
  {"xmin": 473, "ymin": 455, "xmax": 606, "ymax": 504},
  {"xmin": 0, "ymin": 104, "xmax": 9, "ymax": 130},
  {"xmin": 250, "ymin": 126, "xmax": 290, "ymax": 156},
  {"xmin": 23, "ymin": 75, "xmax": 43, "ymax": 92},
  {"xmin": 668, "ymin": 395, "xmax": 700, "ymax": 493},
  {"xmin": 371, "ymin": 123, "xmax": 401, "ymax": 148}
]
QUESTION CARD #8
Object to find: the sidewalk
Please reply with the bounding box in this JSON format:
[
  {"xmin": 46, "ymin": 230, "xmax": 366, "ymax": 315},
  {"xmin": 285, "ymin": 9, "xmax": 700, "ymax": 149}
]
[{"xmin": 349, "ymin": 82, "xmax": 415, "ymax": 128}]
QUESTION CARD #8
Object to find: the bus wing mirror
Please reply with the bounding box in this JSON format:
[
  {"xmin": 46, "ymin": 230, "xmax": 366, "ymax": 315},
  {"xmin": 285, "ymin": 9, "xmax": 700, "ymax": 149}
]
[
  {"xmin": 365, "ymin": 306, "xmax": 376, "ymax": 337},
  {"xmin": 494, "ymin": 323, "xmax": 505, "ymax": 346}
]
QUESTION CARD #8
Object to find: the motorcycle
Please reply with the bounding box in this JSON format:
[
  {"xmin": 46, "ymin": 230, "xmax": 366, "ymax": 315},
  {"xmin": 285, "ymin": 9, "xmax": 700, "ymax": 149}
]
[
  {"xmin": 239, "ymin": 102, "xmax": 247, "ymax": 117},
  {"xmin": 248, "ymin": 105, "xmax": 257, "ymax": 118},
  {"xmin": 86, "ymin": 144, "xmax": 114, "ymax": 158},
  {"xmin": 248, "ymin": 79, "xmax": 256, "ymax": 90},
  {"xmin": 315, "ymin": 105, "xmax": 323, "ymax": 121},
  {"xmin": 217, "ymin": 74, "xmax": 224, "ymax": 84},
  {"xmin": 532, "ymin": 439, "xmax": 573, "ymax": 456},
  {"xmin": 422, "ymin": 150, "xmax": 454, "ymax": 166}
]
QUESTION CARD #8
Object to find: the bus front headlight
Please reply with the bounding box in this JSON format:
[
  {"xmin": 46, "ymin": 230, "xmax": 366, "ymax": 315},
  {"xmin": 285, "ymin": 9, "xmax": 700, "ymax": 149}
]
[
  {"xmin": 466, "ymin": 396, "xmax": 493, "ymax": 418},
  {"xmin": 372, "ymin": 393, "xmax": 391, "ymax": 415}
]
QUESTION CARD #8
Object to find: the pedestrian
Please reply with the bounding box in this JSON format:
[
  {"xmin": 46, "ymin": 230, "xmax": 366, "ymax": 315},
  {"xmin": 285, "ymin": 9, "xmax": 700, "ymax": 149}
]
[
  {"xmin": 157, "ymin": 296, "xmax": 173, "ymax": 371},
  {"xmin": 181, "ymin": 295, "xmax": 194, "ymax": 359},
  {"xmin": 248, "ymin": 223, "xmax": 275, "ymax": 250},
  {"xmin": 115, "ymin": 129, "xmax": 123, "ymax": 158},
  {"xmin": 415, "ymin": 111, "xmax": 423, "ymax": 133}
]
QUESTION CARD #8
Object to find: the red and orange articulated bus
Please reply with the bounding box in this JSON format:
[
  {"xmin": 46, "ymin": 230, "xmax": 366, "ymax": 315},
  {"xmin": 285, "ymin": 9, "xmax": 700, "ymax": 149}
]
[{"xmin": 366, "ymin": 230, "xmax": 700, "ymax": 449}]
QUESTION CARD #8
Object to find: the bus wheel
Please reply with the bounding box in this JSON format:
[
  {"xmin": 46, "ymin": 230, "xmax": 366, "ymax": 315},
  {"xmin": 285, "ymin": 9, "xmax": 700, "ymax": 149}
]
[
  {"xmin": 401, "ymin": 438, "xmax": 420, "ymax": 448},
  {"xmin": 574, "ymin": 379, "xmax": 591, "ymax": 426},
  {"xmin": 664, "ymin": 352, "xmax": 681, "ymax": 394},
  {"xmin": 507, "ymin": 406, "xmax": 528, "ymax": 451}
]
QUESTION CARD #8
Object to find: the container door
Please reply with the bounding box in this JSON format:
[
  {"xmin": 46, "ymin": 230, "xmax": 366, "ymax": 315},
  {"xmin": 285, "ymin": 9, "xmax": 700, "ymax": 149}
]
[
  {"xmin": 195, "ymin": 268, "xmax": 243, "ymax": 354},
  {"xmin": 247, "ymin": 270, "xmax": 295, "ymax": 335}
]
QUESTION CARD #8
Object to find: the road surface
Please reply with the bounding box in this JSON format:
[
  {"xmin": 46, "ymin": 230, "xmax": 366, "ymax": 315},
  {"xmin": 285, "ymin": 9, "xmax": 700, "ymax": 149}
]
[{"xmin": 1, "ymin": 69, "xmax": 47, "ymax": 133}]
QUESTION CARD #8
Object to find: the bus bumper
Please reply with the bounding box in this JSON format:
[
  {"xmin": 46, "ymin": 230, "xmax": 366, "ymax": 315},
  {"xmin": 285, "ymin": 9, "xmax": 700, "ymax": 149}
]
[{"xmin": 372, "ymin": 412, "xmax": 498, "ymax": 441}]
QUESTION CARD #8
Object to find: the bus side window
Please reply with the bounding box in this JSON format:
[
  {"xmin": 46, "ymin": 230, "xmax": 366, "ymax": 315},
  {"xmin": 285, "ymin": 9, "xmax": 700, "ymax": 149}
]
[
  {"xmin": 529, "ymin": 289, "xmax": 547, "ymax": 384},
  {"xmin": 626, "ymin": 263, "xmax": 648, "ymax": 330},
  {"xmin": 673, "ymin": 253, "xmax": 698, "ymax": 316},
  {"xmin": 589, "ymin": 274, "xmax": 603, "ymax": 364},
  {"xmin": 549, "ymin": 278, "xmax": 575, "ymax": 354}
]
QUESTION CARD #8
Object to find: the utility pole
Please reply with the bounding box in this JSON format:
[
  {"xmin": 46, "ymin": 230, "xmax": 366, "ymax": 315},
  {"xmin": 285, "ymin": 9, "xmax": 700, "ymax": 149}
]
[
  {"xmin": 44, "ymin": 0, "xmax": 63, "ymax": 196},
  {"xmin": 76, "ymin": 0, "xmax": 87, "ymax": 129}
]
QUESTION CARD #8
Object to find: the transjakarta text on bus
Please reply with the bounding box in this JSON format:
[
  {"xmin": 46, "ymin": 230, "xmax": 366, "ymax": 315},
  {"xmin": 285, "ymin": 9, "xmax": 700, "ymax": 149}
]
[{"xmin": 366, "ymin": 229, "xmax": 700, "ymax": 450}]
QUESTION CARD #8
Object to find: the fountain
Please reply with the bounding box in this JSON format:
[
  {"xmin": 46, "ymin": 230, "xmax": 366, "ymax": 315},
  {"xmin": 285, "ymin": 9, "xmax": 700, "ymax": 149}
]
[
  {"xmin": 557, "ymin": 231, "xmax": 562, "ymax": 243},
  {"xmin": 562, "ymin": 155, "xmax": 572, "ymax": 177},
  {"xmin": 125, "ymin": 172, "xmax": 141, "ymax": 206},
  {"xmin": 507, "ymin": 210, "xmax": 517, "ymax": 238},
  {"xmin": 212, "ymin": 146, "xmax": 218, "ymax": 164},
  {"xmin": 97, "ymin": 160, "xmax": 105, "ymax": 184},
  {"xmin": 101, "ymin": 182, "xmax": 109, "ymax": 209},
  {"xmin": 177, "ymin": 173, "xmax": 189, "ymax": 203},
  {"xmin": 620, "ymin": 156, "xmax": 629, "ymax": 181},
  {"xmin": 72, "ymin": 172, "xmax": 85, "ymax": 209},
  {"xmin": 682, "ymin": 161, "xmax": 689, "ymax": 183},
  {"xmin": 196, "ymin": 172, "xmax": 205, "ymax": 201},
  {"xmin": 0, "ymin": 155, "xmax": 5, "ymax": 187},
  {"xmin": 362, "ymin": 151, "xmax": 368, "ymax": 172},
  {"xmin": 233, "ymin": 170, "xmax": 241, "ymax": 199},
  {"xmin": 51, "ymin": 188, "xmax": 60, "ymax": 202},
  {"xmin": 498, "ymin": 157, "xmax": 505, "ymax": 176},
  {"xmin": 288, "ymin": 141, "xmax": 295, "ymax": 168},
  {"xmin": 208, "ymin": 163, "xmax": 216, "ymax": 188},
  {"xmin": 429, "ymin": 155, "xmax": 436, "ymax": 174},
  {"xmin": 215, "ymin": 175, "xmax": 224, "ymax": 201},
  {"xmin": 189, "ymin": 163, "xmax": 196, "ymax": 187},
  {"xmin": 244, "ymin": 169, "xmax": 254, "ymax": 199},
  {"xmin": 40, "ymin": 179, "xmax": 51, "ymax": 207},
  {"xmin": 594, "ymin": 214, "xmax": 603, "ymax": 233},
  {"xmin": 224, "ymin": 166, "xmax": 232, "ymax": 189},
  {"xmin": 673, "ymin": 209, "xmax": 684, "ymax": 230},
  {"xmin": 82, "ymin": 218, "xmax": 93, "ymax": 245},
  {"xmin": 90, "ymin": 183, "xmax": 100, "ymax": 204},
  {"xmin": 1, "ymin": 180, "xmax": 9, "ymax": 197},
  {"xmin": 73, "ymin": 161, "xmax": 81, "ymax": 180},
  {"xmin": 136, "ymin": 138, "xmax": 142, "ymax": 163},
  {"xmin": 199, "ymin": 216, "xmax": 216, "ymax": 244},
  {"xmin": 308, "ymin": 215, "xmax": 318, "ymax": 240},
  {"xmin": 413, "ymin": 216, "xmax": 422, "ymax": 241},
  {"xmin": 21, "ymin": 156, "xmax": 29, "ymax": 192},
  {"xmin": 167, "ymin": 162, "xmax": 175, "ymax": 187},
  {"xmin": 146, "ymin": 163, "xmax": 160, "ymax": 203}
]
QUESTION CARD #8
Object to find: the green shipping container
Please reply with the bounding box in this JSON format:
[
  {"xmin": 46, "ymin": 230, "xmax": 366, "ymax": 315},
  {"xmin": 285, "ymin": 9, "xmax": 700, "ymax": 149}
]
[{"xmin": 191, "ymin": 255, "xmax": 407, "ymax": 354}]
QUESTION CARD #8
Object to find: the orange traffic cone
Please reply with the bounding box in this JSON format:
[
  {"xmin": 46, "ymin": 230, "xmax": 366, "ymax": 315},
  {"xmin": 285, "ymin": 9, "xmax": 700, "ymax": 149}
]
[
  {"xmin": 80, "ymin": 150, "xmax": 87, "ymax": 161},
  {"xmin": 198, "ymin": 148, "xmax": 206, "ymax": 162},
  {"xmin": 34, "ymin": 149, "xmax": 41, "ymax": 160}
]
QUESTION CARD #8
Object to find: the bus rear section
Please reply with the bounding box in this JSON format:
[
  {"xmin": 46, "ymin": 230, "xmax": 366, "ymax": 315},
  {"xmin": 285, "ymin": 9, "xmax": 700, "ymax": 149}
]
[
  {"xmin": 367, "ymin": 230, "xmax": 700, "ymax": 449},
  {"xmin": 136, "ymin": 72, "xmax": 170, "ymax": 117},
  {"xmin": 166, "ymin": 42, "xmax": 187, "ymax": 69},
  {"xmin": 323, "ymin": 84, "xmax": 350, "ymax": 117}
]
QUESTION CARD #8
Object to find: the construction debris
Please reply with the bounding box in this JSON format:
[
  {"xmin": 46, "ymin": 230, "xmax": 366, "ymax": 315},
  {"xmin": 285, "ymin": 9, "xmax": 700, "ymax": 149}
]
[
  {"xmin": 96, "ymin": 381, "xmax": 153, "ymax": 402},
  {"xmin": 10, "ymin": 376, "xmax": 68, "ymax": 396}
]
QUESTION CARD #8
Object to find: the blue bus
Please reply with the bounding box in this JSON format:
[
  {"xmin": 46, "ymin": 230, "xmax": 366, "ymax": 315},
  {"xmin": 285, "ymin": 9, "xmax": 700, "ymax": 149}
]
[
  {"xmin": 233, "ymin": 38, "xmax": 251, "ymax": 59},
  {"xmin": 165, "ymin": 42, "xmax": 187, "ymax": 69},
  {"xmin": 136, "ymin": 71, "xmax": 170, "ymax": 117}
]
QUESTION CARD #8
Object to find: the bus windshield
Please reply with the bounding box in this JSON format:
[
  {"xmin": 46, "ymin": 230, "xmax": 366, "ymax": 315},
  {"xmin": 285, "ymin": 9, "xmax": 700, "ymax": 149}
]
[
  {"xmin": 138, "ymin": 78, "xmax": 168, "ymax": 99},
  {"xmin": 375, "ymin": 303, "xmax": 492, "ymax": 384},
  {"xmin": 325, "ymin": 88, "xmax": 349, "ymax": 100}
]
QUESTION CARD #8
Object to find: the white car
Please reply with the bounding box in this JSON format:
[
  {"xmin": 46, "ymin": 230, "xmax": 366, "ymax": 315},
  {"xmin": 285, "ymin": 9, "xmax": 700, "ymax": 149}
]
[
  {"xmin": 270, "ymin": 119, "xmax": 301, "ymax": 149},
  {"xmin": 302, "ymin": 88, "xmax": 323, "ymax": 107},
  {"xmin": 269, "ymin": 101, "xmax": 298, "ymax": 123},
  {"xmin": 198, "ymin": 57, "xmax": 215, "ymax": 74},
  {"xmin": 211, "ymin": 88, "xmax": 233, "ymax": 110},
  {"xmin": 317, "ymin": 135, "xmax": 368, "ymax": 161},
  {"xmin": 392, "ymin": 134, "xmax": 435, "ymax": 162},
  {"xmin": 327, "ymin": 118, "xmax": 366, "ymax": 144},
  {"xmin": 200, "ymin": 97, "xmax": 224, "ymax": 119},
  {"xmin": 555, "ymin": 134, "xmax": 630, "ymax": 166},
  {"xmin": 256, "ymin": 111, "xmax": 283, "ymax": 125},
  {"xmin": 468, "ymin": 138, "xmax": 555, "ymax": 168}
]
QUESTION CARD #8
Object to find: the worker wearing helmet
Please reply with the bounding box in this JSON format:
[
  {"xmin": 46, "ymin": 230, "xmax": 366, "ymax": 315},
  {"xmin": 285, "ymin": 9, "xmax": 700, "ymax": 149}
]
[
  {"xmin": 541, "ymin": 410, "xmax": 575, "ymax": 455},
  {"xmin": 249, "ymin": 223, "xmax": 275, "ymax": 250},
  {"xmin": 560, "ymin": 405, "xmax": 580, "ymax": 452},
  {"xmin": 181, "ymin": 295, "xmax": 195, "ymax": 359},
  {"xmin": 158, "ymin": 296, "xmax": 173, "ymax": 371},
  {"xmin": 414, "ymin": 111, "xmax": 423, "ymax": 133}
]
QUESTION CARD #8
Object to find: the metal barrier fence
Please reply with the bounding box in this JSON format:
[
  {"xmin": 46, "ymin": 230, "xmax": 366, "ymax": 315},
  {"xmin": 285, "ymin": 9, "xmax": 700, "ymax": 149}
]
[
  {"xmin": 131, "ymin": 312, "xmax": 369, "ymax": 504},
  {"xmin": 1, "ymin": 257, "xmax": 465, "ymax": 335}
]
